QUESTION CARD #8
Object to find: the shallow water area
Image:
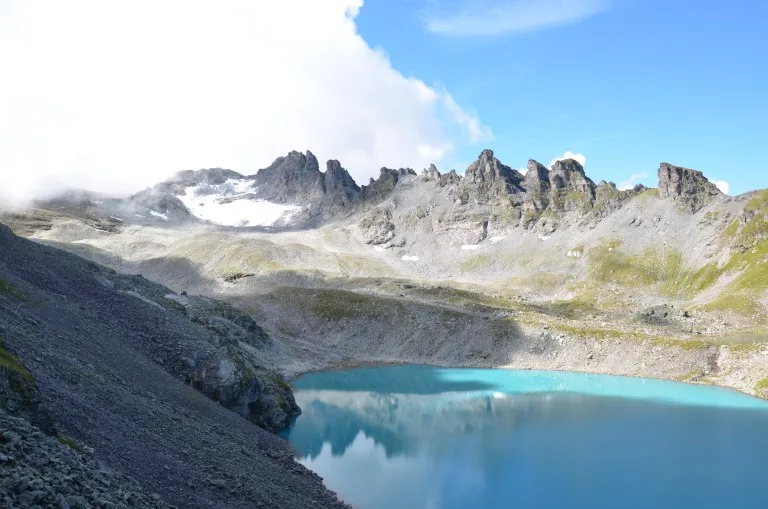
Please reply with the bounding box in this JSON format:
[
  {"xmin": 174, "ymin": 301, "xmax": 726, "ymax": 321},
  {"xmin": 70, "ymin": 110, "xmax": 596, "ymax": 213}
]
[{"xmin": 283, "ymin": 365, "xmax": 768, "ymax": 509}]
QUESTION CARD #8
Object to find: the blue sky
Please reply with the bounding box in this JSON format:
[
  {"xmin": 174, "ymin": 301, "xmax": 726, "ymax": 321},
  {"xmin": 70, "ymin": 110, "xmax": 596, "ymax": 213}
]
[
  {"xmin": 1, "ymin": 1, "xmax": 766, "ymax": 203},
  {"xmin": 355, "ymin": 0, "xmax": 768, "ymax": 194}
]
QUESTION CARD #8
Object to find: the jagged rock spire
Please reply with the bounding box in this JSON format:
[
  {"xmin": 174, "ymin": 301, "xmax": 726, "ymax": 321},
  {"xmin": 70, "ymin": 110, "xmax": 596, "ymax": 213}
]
[{"xmin": 657, "ymin": 162, "xmax": 721, "ymax": 212}]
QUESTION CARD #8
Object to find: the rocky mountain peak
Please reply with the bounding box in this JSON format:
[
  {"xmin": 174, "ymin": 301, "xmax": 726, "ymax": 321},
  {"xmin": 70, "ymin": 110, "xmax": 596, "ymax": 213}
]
[
  {"xmin": 324, "ymin": 160, "xmax": 360, "ymax": 193},
  {"xmin": 524, "ymin": 160, "xmax": 550, "ymax": 188},
  {"xmin": 464, "ymin": 149, "xmax": 523, "ymax": 193},
  {"xmin": 657, "ymin": 162, "xmax": 722, "ymax": 212},
  {"xmin": 251, "ymin": 150, "xmax": 324, "ymax": 204},
  {"xmin": 522, "ymin": 160, "xmax": 552, "ymax": 215},
  {"xmin": 549, "ymin": 159, "xmax": 589, "ymax": 189},
  {"xmin": 425, "ymin": 163, "xmax": 441, "ymax": 180}
]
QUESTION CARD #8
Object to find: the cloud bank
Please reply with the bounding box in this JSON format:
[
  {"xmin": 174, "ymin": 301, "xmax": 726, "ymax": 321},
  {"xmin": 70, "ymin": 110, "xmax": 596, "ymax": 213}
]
[
  {"xmin": 424, "ymin": 0, "xmax": 611, "ymax": 36},
  {"xmin": 0, "ymin": 0, "xmax": 490, "ymax": 206}
]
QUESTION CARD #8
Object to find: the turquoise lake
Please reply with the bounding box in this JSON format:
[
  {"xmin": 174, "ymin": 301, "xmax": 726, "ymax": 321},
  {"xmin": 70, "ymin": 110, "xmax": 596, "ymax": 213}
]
[{"xmin": 282, "ymin": 365, "xmax": 768, "ymax": 509}]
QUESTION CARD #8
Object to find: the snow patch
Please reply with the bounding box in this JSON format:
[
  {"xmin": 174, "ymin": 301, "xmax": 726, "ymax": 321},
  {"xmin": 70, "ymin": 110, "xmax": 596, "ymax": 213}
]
[
  {"xmin": 538, "ymin": 234, "xmax": 551, "ymax": 241},
  {"xmin": 567, "ymin": 250, "xmax": 582, "ymax": 258},
  {"xmin": 461, "ymin": 244, "xmax": 482, "ymax": 251},
  {"xmin": 490, "ymin": 236, "xmax": 505, "ymax": 244},
  {"xmin": 109, "ymin": 216, "xmax": 123, "ymax": 222},
  {"xmin": 373, "ymin": 246, "xmax": 385, "ymax": 252},
  {"xmin": 401, "ymin": 255, "xmax": 420, "ymax": 262},
  {"xmin": 149, "ymin": 210, "xmax": 168, "ymax": 221},
  {"xmin": 178, "ymin": 178, "xmax": 300, "ymax": 227},
  {"xmin": 134, "ymin": 214, "xmax": 144, "ymax": 218}
]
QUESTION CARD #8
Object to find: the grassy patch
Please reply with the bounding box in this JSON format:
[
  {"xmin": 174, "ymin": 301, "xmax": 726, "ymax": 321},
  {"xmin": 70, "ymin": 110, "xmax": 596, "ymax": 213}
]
[
  {"xmin": 635, "ymin": 188, "xmax": 660, "ymax": 201},
  {"xmin": 589, "ymin": 239, "xmax": 684, "ymax": 289},
  {"xmin": 0, "ymin": 338, "xmax": 32, "ymax": 383},
  {"xmin": 58, "ymin": 435, "xmax": 84, "ymax": 453},
  {"xmin": 675, "ymin": 370, "xmax": 703, "ymax": 382},
  {"xmin": 701, "ymin": 293, "xmax": 763, "ymax": 316},
  {"xmin": 652, "ymin": 338, "xmax": 711, "ymax": 351},
  {"xmin": 755, "ymin": 378, "xmax": 768, "ymax": 395},
  {"xmin": 275, "ymin": 287, "xmax": 407, "ymax": 321},
  {"xmin": 265, "ymin": 372, "xmax": 292, "ymax": 392},
  {"xmin": 728, "ymin": 342, "xmax": 764, "ymax": 353},
  {"xmin": 723, "ymin": 219, "xmax": 739, "ymax": 239},
  {"xmin": 0, "ymin": 276, "xmax": 27, "ymax": 301}
]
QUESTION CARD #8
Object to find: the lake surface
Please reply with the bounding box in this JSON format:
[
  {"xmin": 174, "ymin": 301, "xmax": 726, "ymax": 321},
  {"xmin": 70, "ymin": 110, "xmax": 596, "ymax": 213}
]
[{"xmin": 282, "ymin": 365, "xmax": 768, "ymax": 509}]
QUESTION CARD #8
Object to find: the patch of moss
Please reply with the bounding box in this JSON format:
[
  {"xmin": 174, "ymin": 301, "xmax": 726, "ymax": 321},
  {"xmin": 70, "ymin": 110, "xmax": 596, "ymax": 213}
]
[
  {"xmin": 723, "ymin": 219, "xmax": 739, "ymax": 239},
  {"xmin": 589, "ymin": 239, "xmax": 685, "ymax": 290},
  {"xmin": 701, "ymin": 293, "xmax": 763, "ymax": 316},
  {"xmin": 635, "ymin": 188, "xmax": 659, "ymax": 201},
  {"xmin": 275, "ymin": 393, "xmax": 289, "ymax": 412},
  {"xmin": 0, "ymin": 338, "xmax": 32, "ymax": 383},
  {"xmin": 265, "ymin": 372, "xmax": 292, "ymax": 392},
  {"xmin": 728, "ymin": 342, "xmax": 764, "ymax": 353},
  {"xmin": 652, "ymin": 338, "xmax": 711, "ymax": 351},
  {"xmin": 276, "ymin": 287, "xmax": 406, "ymax": 321},
  {"xmin": 755, "ymin": 378, "xmax": 768, "ymax": 393},
  {"xmin": 58, "ymin": 435, "xmax": 84, "ymax": 453},
  {"xmin": 675, "ymin": 370, "xmax": 703, "ymax": 382},
  {"xmin": 0, "ymin": 276, "xmax": 27, "ymax": 301}
]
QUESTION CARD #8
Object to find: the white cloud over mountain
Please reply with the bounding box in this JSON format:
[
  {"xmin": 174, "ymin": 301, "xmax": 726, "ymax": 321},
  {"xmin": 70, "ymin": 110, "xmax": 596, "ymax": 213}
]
[{"xmin": 0, "ymin": 0, "xmax": 489, "ymax": 206}]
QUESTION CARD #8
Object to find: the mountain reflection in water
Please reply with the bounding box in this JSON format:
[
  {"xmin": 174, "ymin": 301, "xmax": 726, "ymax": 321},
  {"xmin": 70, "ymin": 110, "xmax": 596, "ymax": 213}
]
[{"xmin": 282, "ymin": 366, "xmax": 768, "ymax": 509}]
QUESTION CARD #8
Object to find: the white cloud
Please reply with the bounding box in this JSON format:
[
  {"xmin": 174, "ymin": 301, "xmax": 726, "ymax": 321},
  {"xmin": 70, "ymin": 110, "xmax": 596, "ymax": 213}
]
[
  {"xmin": 618, "ymin": 173, "xmax": 648, "ymax": 191},
  {"xmin": 550, "ymin": 151, "xmax": 586, "ymax": 168},
  {"xmin": 0, "ymin": 0, "xmax": 490, "ymax": 207},
  {"xmin": 424, "ymin": 0, "xmax": 611, "ymax": 36},
  {"xmin": 713, "ymin": 180, "xmax": 730, "ymax": 195}
]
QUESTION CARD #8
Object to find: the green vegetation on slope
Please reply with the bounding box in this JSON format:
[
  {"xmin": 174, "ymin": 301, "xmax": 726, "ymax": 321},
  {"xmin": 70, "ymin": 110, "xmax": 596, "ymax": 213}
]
[
  {"xmin": 0, "ymin": 276, "xmax": 28, "ymax": 301},
  {"xmin": 0, "ymin": 338, "xmax": 32, "ymax": 383},
  {"xmin": 588, "ymin": 239, "xmax": 719, "ymax": 298}
]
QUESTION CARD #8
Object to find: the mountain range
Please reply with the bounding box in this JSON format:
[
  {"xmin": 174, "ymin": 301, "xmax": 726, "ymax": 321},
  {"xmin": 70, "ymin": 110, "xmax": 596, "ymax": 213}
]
[{"xmin": 1, "ymin": 148, "xmax": 767, "ymax": 507}]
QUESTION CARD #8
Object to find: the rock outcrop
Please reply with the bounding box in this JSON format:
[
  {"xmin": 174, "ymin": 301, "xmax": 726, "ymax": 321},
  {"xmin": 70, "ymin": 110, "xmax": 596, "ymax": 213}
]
[
  {"xmin": 361, "ymin": 168, "xmax": 416, "ymax": 204},
  {"xmin": 657, "ymin": 162, "xmax": 722, "ymax": 212},
  {"xmin": 252, "ymin": 150, "xmax": 326, "ymax": 204},
  {"xmin": 593, "ymin": 181, "xmax": 646, "ymax": 218},
  {"xmin": 548, "ymin": 158, "xmax": 596, "ymax": 212},
  {"xmin": 459, "ymin": 149, "xmax": 525, "ymax": 205}
]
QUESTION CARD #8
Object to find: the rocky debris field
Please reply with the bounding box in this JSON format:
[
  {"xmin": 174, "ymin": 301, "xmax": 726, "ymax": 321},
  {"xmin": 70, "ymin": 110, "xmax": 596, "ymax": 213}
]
[
  {"xmin": 1, "ymin": 411, "xmax": 172, "ymax": 509},
  {"xmin": 0, "ymin": 223, "xmax": 348, "ymax": 509}
]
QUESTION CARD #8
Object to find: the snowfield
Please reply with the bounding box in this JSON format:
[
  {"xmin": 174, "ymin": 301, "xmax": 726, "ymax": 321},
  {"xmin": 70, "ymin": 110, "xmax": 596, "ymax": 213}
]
[{"xmin": 178, "ymin": 178, "xmax": 300, "ymax": 227}]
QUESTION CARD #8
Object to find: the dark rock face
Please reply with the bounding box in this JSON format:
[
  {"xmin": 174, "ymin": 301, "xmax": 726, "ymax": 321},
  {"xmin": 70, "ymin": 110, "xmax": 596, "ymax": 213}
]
[
  {"xmin": 657, "ymin": 162, "xmax": 722, "ymax": 212},
  {"xmin": 463, "ymin": 149, "xmax": 525, "ymax": 196},
  {"xmin": 439, "ymin": 170, "xmax": 461, "ymax": 187},
  {"xmin": 252, "ymin": 150, "xmax": 325, "ymax": 204},
  {"xmin": 523, "ymin": 159, "xmax": 551, "ymax": 213},
  {"xmin": 131, "ymin": 191, "xmax": 192, "ymax": 221},
  {"xmin": 324, "ymin": 160, "xmax": 360, "ymax": 210},
  {"xmin": 361, "ymin": 168, "xmax": 416, "ymax": 204},
  {"xmin": 548, "ymin": 159, "xmax": 596, "ymax": 212},
  {"xmin": 593, "ymin": 181, "xmax": 645, "ymax": 218}
]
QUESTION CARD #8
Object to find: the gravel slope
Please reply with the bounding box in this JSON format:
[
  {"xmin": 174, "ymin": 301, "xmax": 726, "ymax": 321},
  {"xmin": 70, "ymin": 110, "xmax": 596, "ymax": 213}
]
[{"xmin": 0, "ymin": 223, "xmax": 348, "ymax": 509}]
